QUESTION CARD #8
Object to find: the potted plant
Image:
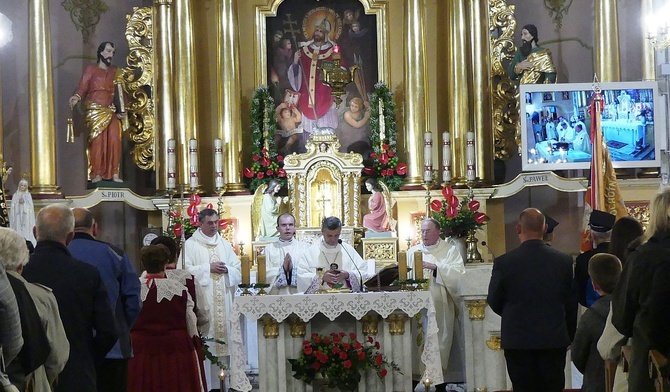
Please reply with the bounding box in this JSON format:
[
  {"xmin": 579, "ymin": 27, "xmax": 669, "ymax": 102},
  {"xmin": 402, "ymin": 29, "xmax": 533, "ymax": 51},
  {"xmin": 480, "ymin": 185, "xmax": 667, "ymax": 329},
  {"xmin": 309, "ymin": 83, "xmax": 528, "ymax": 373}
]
[{"xmin": 289, "ymin": 332, "xmax": 400, "ymax": 391}]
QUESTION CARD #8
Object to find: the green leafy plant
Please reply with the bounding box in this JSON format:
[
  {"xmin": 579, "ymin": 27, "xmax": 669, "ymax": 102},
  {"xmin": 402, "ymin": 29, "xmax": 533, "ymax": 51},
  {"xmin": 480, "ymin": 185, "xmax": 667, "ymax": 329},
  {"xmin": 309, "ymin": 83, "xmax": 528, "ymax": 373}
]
[
  {"xmin": 289, "ymin": 332, "xmax": 400, "ymax": 391},
  {"xmin": 430, "ymin": 186, "xmax": 490, "ymax": 238},
  {"xmin": 243, "ymin": 86, "xmax": 285, "ymax": 192},
  {"xmin": 364, "ymin": 82, "xmax": 407, "ymax": 191}
]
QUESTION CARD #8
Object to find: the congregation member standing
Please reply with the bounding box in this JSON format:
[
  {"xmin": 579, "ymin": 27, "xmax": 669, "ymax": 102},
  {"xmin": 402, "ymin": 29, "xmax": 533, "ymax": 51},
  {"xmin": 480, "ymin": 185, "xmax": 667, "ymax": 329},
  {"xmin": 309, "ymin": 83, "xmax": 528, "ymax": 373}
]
[
  {"xmin": 407, "ymin": 218, "xmax": 465, "ymax": 391},
  {"xmin": 0, "ymin": 261, "xmax": 22, "ymax": 391},
  {"xmin": 297, "ymin": 216, "xmax": 369, "ymax": 293},
  {"xmin": 0, "ymin": 228, "xmax": 69, "ymax": 392},
  {"xmin": 23, "ymin": 204, "xmax": 118, "ymax": 392},
  {"xmin": 488, "ymin": 208, "xmax": 576, "ymax": 392},
  {"xmin": 68, "ymin": 208, "xmax": 142, "ymax": 392},
  {"xmin": 575, "ymin": 210, "xmax": 615, "ymax": 307},
  {"xmin": 613, "ymin": 189, "xmax": 670, "ymax": 391},
  {"xmin": 128, "ymin": 245, "xmax": 204, "ymax": 392},
  {"xmin": 182, "ymin": 208, "xmax": 241, "ymax": 391},
  {"xmin": 263, "ymin": 213, "xmax": 308, "ymax": 294}
]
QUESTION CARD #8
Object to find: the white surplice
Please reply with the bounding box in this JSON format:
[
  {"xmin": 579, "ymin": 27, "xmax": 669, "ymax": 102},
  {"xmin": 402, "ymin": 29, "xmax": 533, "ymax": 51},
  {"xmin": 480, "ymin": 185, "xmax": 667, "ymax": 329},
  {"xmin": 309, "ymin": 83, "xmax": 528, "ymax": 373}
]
[{"xmin": 263, "ymin": 238, "xmax": 308, "ymax": 295}]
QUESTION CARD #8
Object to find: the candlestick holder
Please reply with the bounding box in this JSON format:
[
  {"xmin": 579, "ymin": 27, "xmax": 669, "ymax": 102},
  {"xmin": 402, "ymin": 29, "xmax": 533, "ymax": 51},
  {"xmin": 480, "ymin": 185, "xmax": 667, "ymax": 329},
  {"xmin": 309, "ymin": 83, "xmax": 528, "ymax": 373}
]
[
  {"xmin": 216, "ymin": 186, "xmax": 227, "ymax": 217},
  {"xmin": 422, "ymin": 378, "xmax": 433, "ymax": 391},
  {"xmin": 238, "ymin": 240, "xmax": 246, "ymax": 258},
  {"xmin": 218, "ymin": 367, "xmax": 227, "ymax": 391}
]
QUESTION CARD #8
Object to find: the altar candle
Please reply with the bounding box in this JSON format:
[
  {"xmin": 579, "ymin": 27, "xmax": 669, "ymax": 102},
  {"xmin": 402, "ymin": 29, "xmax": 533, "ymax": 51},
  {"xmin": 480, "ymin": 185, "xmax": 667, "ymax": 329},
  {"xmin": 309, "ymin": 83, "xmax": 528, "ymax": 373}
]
[
  {"xmin": 398, "ymin": 251, "xmax": 407, "ymax": 281},
  {"xmin": 423, "ymin": 132, "xmax": 433, "ymax": 182},
  {"xmin": 189, "ymin": 138, "xmax": 199, "ymax": 190},
  {"xmin": 241, "ymin": 256, "xmax": 250, "ymax": 285},
  {"xmin": 214, "ymin": 138, "xmax": 224, "ymax": 190},
  {"xmin": 167, "ymin": 139, "xmax": 176, "ymax": 190},
  {"xmin": 378, "ymin": 99, "xmax": 386, "ymax": 147},
  {"xmin": 466, "ymin": 131, "xmax": 476, "ymax": 182},
  {"xmin": 414, "ymin": 251, "xmax": 423, "ymax": 280},
  {"xmin": 257, "ymin": 255, "xmax": 266, "ymax": 284},
  {"xmin": 442, "ymin": 131, "xmax": 452, "ymax": 183}
]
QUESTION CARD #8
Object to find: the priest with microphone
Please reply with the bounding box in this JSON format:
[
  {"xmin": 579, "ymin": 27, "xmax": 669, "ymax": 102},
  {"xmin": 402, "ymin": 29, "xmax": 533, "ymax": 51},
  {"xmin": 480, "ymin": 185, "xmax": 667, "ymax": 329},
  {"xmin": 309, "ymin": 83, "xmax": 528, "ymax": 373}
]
[{"xmin": 297, "ymin": 216, "xmax": 369, "ymax": 293}]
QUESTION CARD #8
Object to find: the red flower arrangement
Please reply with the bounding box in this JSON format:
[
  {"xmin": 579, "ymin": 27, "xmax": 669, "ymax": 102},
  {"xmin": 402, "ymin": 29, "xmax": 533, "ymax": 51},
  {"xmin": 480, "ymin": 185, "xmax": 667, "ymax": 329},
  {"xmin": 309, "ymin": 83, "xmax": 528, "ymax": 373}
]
[
  {"xmin": 289, "ymin": 332, "xmax": 400, "ymax": 391},
  {"xmin": 431, "ymin": 186, "xmax": 490, "ymax": 238},
  {"xmin": 166, "ymin": 195, "xmax": 229, "ymax": 241}
]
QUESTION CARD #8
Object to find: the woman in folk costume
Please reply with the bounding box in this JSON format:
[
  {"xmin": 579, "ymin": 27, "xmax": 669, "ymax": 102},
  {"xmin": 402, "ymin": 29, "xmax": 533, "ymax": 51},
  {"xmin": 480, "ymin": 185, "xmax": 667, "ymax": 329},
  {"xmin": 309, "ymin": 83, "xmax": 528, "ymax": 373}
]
[{"xmin": 128, "ymin": 245, "xmax": 204, "ymax": 392}]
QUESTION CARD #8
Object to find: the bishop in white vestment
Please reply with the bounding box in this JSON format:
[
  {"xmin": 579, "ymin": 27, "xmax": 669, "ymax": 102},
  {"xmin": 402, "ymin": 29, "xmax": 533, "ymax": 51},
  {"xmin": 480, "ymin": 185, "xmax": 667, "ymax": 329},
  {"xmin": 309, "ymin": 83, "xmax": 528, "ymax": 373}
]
[
  {"xmin": 408, "ymin": 218, "xmax": 466, "ymax": 385},
  {"xmin": 296, "ymin": 217, "xmax": 368, "ymax": 293}
]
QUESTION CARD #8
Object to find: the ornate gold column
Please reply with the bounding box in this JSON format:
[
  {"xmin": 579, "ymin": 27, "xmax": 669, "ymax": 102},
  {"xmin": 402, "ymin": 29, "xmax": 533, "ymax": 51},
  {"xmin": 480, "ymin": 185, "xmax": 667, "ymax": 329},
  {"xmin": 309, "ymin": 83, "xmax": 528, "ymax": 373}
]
[
  {"xmin": 641, "ymin": 0, "xmax": 656, "ymax": 80},
  {"xmin": 153, "ymin": 0, "xmax": 175, "ymax": 193},
  {"xmin": 173, "ymin": 0, "xmax": 199, "ymax": 190},
  {"xmin": 218, "ymin": 0, "xmax": 245, "ymax": 193},
  {"xmin": 446, "ymin": 0, "xmax": 472, "ymax": 182},
  {"xmin": 402, "ymin": 0, "xmax": 429, "ymax": 187},
  {"xmin": 28, "ymin": 0, "xmax": 60, "ymax": 196},
  {"xmin": 594, "ymin": 0, "xmax": 621, "ymax": 81},
  {"xmin": 469, "ymin": 0, "xmax": 493, "ymax": 185}
]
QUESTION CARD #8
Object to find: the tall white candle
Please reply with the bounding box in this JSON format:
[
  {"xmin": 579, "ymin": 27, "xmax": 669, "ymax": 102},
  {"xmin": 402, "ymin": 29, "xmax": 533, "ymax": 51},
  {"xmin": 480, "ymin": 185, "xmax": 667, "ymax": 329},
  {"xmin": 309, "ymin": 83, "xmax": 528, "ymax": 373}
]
[
  {"xmin": 189, "ymin": 138, "xmax": 199, "ymax": 190},
  {"xmin": 466, "ymin": 131, "xmax": 476, "ymax": 182},
  {"xmin": 442, "ymin": 131, "xmax": 451, "ymax": 183},
  {"xmin": 378, "ymin": 99, "xmax": 386, "ymax": 148},
  {"xmin": 423, "ymin": 132, "xmax": 433, "ymax": 182},
  {"xmin": 167, "ymin": 139, "xmax": 176, "ymax": 190},
  {"xmin": 214, "ymin": 138, "xmax": 224, "ymax": 190}
]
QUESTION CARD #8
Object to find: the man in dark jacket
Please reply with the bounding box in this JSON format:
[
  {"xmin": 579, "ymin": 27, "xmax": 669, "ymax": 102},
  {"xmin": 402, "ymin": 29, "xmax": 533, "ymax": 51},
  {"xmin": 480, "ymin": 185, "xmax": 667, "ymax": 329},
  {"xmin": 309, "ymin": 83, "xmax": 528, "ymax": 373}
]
[
  {"xmin": 487, "ymin": 208, "xmax": 576, "ymax": 392},
  {"xmin": 574, "ymin": 210, "xmax": 615, "ymax": 307},
  {"xmin": 69, "ymin": 207, "xmax": 141, "ymax": 392},
  {"xmin": 23, "ymin": 204, "xmax": 118, "ymax": 392}
]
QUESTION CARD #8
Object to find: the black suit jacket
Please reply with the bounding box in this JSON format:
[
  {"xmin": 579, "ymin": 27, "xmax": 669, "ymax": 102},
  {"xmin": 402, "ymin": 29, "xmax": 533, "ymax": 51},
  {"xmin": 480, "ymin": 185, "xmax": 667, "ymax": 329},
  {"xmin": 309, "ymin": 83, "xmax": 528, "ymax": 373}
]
[
  {"xmin": 487, "ymin": 239, "xmax": 577, "ymax": 349},
  {"xmin": 23, "ymin": 240, "xmax": 118, "ymax": 392}
]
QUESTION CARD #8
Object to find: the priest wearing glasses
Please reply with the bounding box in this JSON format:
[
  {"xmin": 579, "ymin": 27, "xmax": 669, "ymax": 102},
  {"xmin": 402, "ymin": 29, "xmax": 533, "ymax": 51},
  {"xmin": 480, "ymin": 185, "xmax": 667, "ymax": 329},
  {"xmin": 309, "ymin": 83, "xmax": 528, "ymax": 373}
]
[{"xmin": 297, "ymin": 216, "xmax": 369, "ymax": 293}]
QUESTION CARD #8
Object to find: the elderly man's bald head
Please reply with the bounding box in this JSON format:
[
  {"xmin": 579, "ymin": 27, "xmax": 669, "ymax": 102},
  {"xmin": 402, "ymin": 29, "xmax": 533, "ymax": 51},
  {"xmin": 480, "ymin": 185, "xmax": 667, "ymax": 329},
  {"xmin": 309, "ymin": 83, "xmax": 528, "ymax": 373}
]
[
  {"xmin": 36, "ymin": 204, "xmax": 75, "ymax": 244},
  {"xmin": 518, "ymin": 208, "xmax": 546, "ymax": 239}
]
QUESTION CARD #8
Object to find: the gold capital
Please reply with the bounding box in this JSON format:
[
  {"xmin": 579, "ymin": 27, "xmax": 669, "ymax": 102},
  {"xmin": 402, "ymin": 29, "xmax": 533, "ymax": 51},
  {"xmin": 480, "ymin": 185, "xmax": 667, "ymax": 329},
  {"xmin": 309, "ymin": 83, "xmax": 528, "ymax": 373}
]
[
  {"xmin": 288, "ymin": 316, "xmax": 306, "ymax": 338},
  {"xmin": 261, "ymin": 315, "xmax": 279, "ymax": 339},
  {"xmin": 361, "ymin": 313, "xmax": 381, "ymax": 336},
  {"xmin": 386, "ymin": 313, "xmax": 408, "ymax": 335},
  {"xmin": 465, "ymin": 299, "xmax": 487, "ymax": 320}
]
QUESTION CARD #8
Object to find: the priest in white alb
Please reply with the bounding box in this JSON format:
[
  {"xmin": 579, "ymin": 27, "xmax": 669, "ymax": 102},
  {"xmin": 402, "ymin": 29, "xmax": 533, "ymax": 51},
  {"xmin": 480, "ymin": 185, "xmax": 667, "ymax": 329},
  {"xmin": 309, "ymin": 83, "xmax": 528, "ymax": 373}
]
[
  {"xmin": 407, "ymin": 218, "xmax": 466, "ymax": 391},
  {"xmin": 263, "ymin": 213, "xmax": 309, "ymax": 294},
  {"xmin": 181, "ymin": 208, "xmax": 241, "ymax": 391},
  {"xmin": 297, "ymin": 216, "xmax": 369, "ymax": 293}
]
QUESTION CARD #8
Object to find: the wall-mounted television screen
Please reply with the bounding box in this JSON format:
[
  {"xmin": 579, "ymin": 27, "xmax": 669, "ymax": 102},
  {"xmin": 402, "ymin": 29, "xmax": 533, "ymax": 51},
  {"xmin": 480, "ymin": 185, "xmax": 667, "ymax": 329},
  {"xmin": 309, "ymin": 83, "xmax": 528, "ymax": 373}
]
[{"xmin": 520, "ymin": 81, "xmax": 666, "ymax": 172}]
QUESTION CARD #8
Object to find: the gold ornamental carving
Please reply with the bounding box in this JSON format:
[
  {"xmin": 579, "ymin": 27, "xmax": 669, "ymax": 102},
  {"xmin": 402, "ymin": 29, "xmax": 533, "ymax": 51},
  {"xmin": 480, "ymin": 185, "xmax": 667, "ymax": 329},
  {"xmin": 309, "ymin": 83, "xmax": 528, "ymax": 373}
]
[
  {"xmin": 123, "ymin": 7, "xmax": 155, "ymax": 171},
  {"xmin": 465, "ymin": 299, "xmax": 487, "ymax": 320},
  {"xmin": 283, "ymin": 133, "xmax": 363, "ymax": 228},
  {"xmin": 362, "ymin": 239, "xmax": 397, "ymax": 265},
  {"xmin": 386, "ymin": 314, "xmax": 408, "ymax": 335},
  {"xmin": 361, "ymin": 313, "xmax": 381, "ymax": 336},
  {"xmin": 625, "ymin": 201, "xmax": 650, "ymax": 229},
  {"xmin": 486, "ymin": 335, "xmax": 502, "ymax": 351},
  {"xmin": 288, "ymin": 316, "xmax": 306, "ymax": 338},
  {"xmin": 489, "ymin": 0, "xmax": 519, "ymax": 160},
  {"xmin": 261, "ymin": 315, "xmax": 279, "ymax": 339}
]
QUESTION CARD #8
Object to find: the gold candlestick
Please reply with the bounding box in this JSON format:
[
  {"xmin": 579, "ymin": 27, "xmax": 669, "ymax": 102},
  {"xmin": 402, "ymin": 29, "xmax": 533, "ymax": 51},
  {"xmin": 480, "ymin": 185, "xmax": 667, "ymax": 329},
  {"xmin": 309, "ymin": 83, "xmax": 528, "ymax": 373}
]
[
  {"xmin": 398, "ymin": 251, "xmax": 407, "ymax": 281},
  {"xmin": 257, "ymin": 255, "xmax": 266, "ymax": 284},
  {"xmin": 414, "ymin": 251, "xmax": 423, "ymax": 281}
]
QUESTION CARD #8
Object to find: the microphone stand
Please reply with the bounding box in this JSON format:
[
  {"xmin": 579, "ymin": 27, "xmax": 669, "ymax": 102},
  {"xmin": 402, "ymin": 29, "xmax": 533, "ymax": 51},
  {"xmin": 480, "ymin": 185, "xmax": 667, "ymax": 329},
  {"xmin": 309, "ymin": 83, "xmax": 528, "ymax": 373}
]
[{"xmin": 338, "ymin": 239, "xmax": 365, "ymax": 292}]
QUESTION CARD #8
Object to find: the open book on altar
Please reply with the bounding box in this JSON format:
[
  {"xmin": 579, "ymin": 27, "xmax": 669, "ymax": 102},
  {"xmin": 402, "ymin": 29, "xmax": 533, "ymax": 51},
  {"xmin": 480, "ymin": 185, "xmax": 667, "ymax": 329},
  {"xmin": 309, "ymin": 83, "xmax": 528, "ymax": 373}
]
[{"xmin": 364, "ymin": 264, "xmax": 412, "ymax": 292}]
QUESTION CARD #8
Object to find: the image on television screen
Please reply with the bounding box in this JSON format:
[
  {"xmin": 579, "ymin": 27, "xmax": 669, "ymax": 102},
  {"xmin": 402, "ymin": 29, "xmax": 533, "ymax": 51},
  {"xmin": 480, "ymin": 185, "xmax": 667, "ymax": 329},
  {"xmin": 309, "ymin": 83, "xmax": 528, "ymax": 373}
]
[{"xmin": 520, "ymin": 82, "xmax": 665, "ymax": 171}]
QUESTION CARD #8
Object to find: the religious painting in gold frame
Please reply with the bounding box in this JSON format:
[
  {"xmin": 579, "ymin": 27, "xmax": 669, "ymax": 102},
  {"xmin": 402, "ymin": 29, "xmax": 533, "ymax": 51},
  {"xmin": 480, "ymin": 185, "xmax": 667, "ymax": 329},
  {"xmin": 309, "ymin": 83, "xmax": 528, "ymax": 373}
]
[{"xmin": 254, "ymin": 0, "xmax": 388, "ymax": 157}]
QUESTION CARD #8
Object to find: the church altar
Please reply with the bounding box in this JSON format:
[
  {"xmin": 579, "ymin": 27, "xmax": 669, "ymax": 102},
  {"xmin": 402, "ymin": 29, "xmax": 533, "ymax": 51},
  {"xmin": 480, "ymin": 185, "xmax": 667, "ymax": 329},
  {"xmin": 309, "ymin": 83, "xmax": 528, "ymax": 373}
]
[{"xmin": 228, "ymin": 291, "xmax": 444, "ymax": 392}]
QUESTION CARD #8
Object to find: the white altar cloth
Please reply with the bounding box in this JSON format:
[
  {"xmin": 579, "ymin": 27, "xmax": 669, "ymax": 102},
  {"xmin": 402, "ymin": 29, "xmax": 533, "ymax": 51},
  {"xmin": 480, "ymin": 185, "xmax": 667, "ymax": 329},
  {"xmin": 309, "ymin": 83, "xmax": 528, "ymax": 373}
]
[{"xmin": 229, "ymin": 291, "xmax": 444, "ymax": 391}]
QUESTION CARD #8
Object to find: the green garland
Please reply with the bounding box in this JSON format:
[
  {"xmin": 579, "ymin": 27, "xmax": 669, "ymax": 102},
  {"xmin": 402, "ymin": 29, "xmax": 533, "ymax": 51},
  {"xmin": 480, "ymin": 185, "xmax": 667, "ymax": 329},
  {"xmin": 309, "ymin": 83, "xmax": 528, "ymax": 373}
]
[
  {"xmin": 364, "ymin": 82, "xmax": 406, "ymax": 191},
  {"xmin": 244, "ymin": 86, "xmax": 286, "ymax": 192}
]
